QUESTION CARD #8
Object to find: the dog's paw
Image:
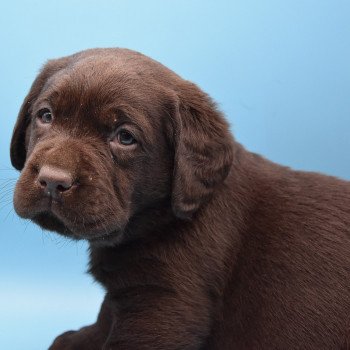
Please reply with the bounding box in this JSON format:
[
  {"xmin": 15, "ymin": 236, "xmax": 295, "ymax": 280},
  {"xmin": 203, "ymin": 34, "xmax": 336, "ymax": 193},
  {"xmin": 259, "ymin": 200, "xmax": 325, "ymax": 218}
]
[{"xmin": 48, "ymin": 331, "xmax": 79, "ymax": 350}]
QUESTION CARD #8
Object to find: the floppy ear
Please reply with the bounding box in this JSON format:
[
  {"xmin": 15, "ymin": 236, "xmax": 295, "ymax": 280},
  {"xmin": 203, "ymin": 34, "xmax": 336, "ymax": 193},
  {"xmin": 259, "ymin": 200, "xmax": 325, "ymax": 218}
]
[
  {"xmin": 171, "ymin": 82, "xmax": 234, "ymax": 219},
  {"xmin": 10, "ymin": 57, "xmax": 70, "ymax": 170}
]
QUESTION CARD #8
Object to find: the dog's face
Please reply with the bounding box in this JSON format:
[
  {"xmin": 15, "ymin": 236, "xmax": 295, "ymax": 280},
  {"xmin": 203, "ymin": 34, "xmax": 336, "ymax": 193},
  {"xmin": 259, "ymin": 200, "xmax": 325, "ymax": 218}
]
[{"xmin": 11, "ymin": 49, "xmax": 234, "ymax": 245}]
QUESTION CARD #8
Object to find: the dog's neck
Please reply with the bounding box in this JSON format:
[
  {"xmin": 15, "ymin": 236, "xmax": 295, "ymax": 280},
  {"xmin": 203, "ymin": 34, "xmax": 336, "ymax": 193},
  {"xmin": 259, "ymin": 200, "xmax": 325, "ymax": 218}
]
[{"xmin": 88, "ymin": 144, "xmax": 258, "ymax": 295}]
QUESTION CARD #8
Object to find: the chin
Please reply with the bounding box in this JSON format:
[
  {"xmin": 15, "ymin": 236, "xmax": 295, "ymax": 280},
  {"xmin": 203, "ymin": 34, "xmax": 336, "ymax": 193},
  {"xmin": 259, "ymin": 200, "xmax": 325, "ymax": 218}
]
[
  {"xmin": 32, "ymin": 211, "xmax": 124, "ymax": 245},
  {"xmin": 88, "ymin": 231, "xmax": 125, "ymax": 247},
  {"xmin": 32, "ymin": 212, "xmax": 74, "ymax": 236}
]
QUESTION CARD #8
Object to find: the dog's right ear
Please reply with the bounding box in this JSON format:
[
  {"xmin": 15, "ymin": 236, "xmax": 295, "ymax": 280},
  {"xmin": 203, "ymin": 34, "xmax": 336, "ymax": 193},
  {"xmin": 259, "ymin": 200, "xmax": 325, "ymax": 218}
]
[
  {"xmin": 10, "ymin": 57, "xmax": 70, "ymax": 170},
  {"xmin": 169, "ymin": 81, "xmax": 234, "ymax": 219}
]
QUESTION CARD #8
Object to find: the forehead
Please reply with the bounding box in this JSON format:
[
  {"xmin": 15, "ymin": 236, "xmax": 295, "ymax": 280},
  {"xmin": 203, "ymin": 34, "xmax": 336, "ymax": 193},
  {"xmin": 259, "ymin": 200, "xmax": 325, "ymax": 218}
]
[{"xmin": 34, "ymin": 57, "xmax": 163, "ymax": 133}]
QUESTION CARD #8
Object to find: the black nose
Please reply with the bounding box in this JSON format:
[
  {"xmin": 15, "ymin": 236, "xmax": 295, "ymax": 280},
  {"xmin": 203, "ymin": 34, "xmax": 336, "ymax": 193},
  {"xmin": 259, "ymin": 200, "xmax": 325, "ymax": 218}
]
[{"xmin": 38, "ymin": 166, "xmax": 73, "ymax": 198}]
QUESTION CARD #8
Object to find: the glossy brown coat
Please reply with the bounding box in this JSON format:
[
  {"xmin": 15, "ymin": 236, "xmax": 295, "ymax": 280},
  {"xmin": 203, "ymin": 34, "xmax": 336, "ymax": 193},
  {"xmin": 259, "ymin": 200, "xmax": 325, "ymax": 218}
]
[{"xmin": 11, "ymin": 49, "xmax": 350, "ymax": 349}]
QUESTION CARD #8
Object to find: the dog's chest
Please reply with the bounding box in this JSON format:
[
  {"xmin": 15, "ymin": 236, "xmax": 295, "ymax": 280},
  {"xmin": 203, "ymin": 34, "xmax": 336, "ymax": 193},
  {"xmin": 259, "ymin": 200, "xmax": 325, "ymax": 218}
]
[{"xmin": 89, "ymin": 245, "xmax": 171, "ymax": 294}]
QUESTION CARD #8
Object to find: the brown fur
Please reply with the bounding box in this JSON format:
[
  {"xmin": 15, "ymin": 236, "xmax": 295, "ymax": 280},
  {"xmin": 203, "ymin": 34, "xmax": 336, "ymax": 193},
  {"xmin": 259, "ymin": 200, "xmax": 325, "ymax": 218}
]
[{"xmin": 11, "ymin": 48, "xmax": 350, "ymax": 349}]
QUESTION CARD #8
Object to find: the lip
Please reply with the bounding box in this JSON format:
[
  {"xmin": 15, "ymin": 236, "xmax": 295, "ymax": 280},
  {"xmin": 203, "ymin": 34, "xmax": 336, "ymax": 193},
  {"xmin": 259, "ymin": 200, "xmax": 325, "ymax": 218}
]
[
  {"xmin": 87, "ymin": 231, "xmax": 115, "ymax": 242},
  {"xmin": 16, "ymin": 188, "xmax": 123, "ymax": 241},
  {"xmin": 27, "ymin": 196, "xmax": 57, "ymax": 218},
  {"xmin": 32, "ymin": 204, "xmax": 122, "ymax": 241},
  {"xmin": 87, "ymin": 229, "xmax": 124, "ymax": 247}
]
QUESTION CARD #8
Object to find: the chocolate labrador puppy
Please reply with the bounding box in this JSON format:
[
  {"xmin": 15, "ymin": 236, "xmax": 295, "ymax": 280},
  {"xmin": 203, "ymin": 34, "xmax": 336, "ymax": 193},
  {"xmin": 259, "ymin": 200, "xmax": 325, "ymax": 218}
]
[{"xmin": 11, "ymin": 48, "xmax": 350, "ymax": 349}]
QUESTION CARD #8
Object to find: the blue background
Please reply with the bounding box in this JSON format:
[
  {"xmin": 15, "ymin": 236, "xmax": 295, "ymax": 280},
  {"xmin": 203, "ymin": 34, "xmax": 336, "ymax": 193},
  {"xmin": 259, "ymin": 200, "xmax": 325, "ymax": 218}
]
[{"xmin": 1, "ymin": 1, "xmax": 349, "ymax": 349}]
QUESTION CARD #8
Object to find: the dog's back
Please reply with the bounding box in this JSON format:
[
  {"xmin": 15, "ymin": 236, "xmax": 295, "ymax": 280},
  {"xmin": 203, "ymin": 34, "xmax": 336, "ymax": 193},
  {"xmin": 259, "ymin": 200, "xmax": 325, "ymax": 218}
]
[{"xmin": 207, "ymin": 149, "xmax": 350, "ymax": 349}]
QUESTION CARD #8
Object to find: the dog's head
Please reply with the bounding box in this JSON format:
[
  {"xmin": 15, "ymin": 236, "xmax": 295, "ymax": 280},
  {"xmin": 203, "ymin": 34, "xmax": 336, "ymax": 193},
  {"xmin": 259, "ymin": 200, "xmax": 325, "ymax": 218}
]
[{"xmin": 11, "ymin": 48, "xmax": 234, "ymax": 245}]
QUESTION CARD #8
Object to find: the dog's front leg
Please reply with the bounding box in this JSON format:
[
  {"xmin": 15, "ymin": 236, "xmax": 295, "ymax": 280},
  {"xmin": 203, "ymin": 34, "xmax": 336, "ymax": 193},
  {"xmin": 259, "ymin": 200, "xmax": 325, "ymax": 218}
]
[
  {"xmin": 102, "ymin": 287, "xmax": 211, "ymax": 350},
  {"xmin": 49, "ymin": 287, "xmax": 210, "ymax": 350}
]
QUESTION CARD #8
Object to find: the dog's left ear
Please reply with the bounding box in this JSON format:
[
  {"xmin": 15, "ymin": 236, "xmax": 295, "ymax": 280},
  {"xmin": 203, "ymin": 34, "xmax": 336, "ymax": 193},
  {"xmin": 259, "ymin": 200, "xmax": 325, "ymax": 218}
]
[
  {"xmin": 10, "ymin": 57, "xmax": 70, "ymax": 171},
  {"xmin": 170, "ymin": 81, "xmax": 234, "ymax": 219}
]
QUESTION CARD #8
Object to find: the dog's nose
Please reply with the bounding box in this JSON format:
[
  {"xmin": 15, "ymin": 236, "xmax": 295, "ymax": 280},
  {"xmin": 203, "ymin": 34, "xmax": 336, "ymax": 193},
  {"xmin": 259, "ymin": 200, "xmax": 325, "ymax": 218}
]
[{"xmin": 38, "ymin": 166, "xmax": 73, "ymax": 198}]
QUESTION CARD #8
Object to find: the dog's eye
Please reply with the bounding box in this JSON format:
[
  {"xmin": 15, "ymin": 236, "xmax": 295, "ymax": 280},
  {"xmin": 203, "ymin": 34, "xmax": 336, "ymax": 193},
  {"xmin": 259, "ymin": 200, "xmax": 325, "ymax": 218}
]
[
  {"xmin": 117, "ymin": 129, "xmax": 136, "ymax": 146},
  {"xmin": 37, "ymin": 109, "xmax": 53, "ymax": 124}
]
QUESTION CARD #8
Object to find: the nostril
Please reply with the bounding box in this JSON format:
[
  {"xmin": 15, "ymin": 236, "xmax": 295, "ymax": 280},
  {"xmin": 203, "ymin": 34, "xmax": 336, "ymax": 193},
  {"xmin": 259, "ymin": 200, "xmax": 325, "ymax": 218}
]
[
  {"xmin": 57, "ymin": 183, "xmax": 71, "ymax": 192},
  {"xmin": 39, "ymin": 180, "xmax": 47, "ymax": 188}
]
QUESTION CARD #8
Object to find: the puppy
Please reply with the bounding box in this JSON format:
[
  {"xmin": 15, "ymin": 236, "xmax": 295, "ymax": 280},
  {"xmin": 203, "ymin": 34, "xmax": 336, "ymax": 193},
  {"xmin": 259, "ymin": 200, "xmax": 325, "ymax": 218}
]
[{"xmin": 11, "ymin": 48, "xmax": 350, "ymax": 349}]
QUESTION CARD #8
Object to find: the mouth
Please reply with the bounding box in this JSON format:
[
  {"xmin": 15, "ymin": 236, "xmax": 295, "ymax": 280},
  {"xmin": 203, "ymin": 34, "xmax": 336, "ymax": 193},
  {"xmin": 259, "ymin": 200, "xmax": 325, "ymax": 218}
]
[
  {"xmin": 87, "ymin": 230, "xmax": 123, "ymax": 246},
  {"xmin": 32, "ymin": 207, "xmax": 122, "ymax": 244},
  {"xmin": 32, "ymin": 211, "xmax": 74, "ymax": 235},
  {"xmin": 15, "ymin": 182, "xmax": 125, "ymax": 244}
]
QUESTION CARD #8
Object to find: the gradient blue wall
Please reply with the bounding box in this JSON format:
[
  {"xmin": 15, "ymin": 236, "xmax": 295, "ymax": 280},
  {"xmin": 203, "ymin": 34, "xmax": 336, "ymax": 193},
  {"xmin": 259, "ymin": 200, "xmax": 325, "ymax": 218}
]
[{"xmin": 1, "ymin": 1, "xmax": 349, "ymax": 349}]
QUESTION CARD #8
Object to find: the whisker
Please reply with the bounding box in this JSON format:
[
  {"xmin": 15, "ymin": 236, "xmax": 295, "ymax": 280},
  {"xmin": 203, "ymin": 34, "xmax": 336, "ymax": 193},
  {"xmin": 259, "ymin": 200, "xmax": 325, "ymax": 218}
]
[
  {"xmin": 0, "ymin": 182, "xmax": 16, "ymax": 192},
  {"xmin": 0, "ymin": 200, "xmax": 13, "ymax": 212},
  {"xmin": 24, "ymin": 220, "xmax": 30, "ymax": 233},
  {"xmin": 0, "ymin": 197, "xmax": 13, "ymax": 204},
  {"xmin": 0, "ymin": 195, "xmax": 14, "ymax": 203},
  {"xmin": 0, "ymin": 189, "xmax": 15, "ymax": 201},
  {"xmin": 4, "ymin": 208, "xmax": 14, "ymax": 222},
  {"xmin": 0, "ymin": 184, "xmax": 15, "ymax": 192},
  {"xmin": 0, "ymin": 178, "xmax": 17, "ymax": 184},
  {"xmin": 0, "ymin": 166, "xmax": 17, "ymax": 171},
  {"xmin": 41, "ymin": 229, "xmax": 46, "ymax": 245},
  {"xmin": 44, "ymin": 230, "xmax": 68, "ymax": 248}
]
